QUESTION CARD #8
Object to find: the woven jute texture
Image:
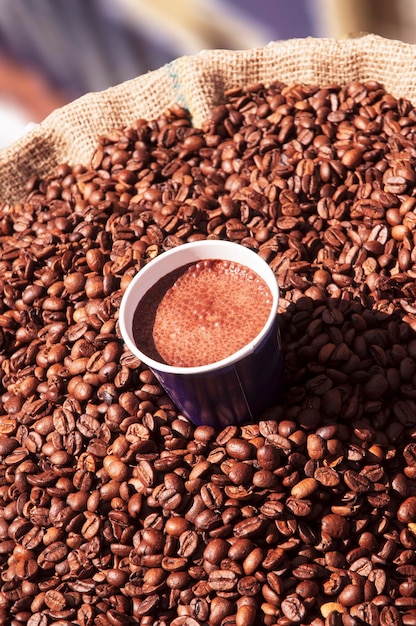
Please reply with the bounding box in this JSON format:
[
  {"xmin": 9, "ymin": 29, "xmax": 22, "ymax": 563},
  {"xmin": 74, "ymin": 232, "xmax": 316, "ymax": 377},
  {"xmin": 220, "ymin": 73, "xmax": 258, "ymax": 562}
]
[{"xmin": 2, "ymin": 33, "xmax": 416, "ymax": 204}]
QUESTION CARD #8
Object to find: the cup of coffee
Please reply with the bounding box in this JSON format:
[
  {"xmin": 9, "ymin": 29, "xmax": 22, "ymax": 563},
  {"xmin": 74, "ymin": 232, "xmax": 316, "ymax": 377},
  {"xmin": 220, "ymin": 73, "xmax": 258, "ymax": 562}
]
[{"xmin": 119, "ymin": 240, "xmax": 283, "ymax": 428}]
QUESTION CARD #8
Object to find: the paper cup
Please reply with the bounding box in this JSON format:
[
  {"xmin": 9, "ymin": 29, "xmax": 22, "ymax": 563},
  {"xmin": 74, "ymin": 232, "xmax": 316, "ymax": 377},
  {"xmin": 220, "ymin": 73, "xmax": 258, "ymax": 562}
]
[{"xmin": 119, "ymin": 240, "xmax": 284, "ymax": 428}]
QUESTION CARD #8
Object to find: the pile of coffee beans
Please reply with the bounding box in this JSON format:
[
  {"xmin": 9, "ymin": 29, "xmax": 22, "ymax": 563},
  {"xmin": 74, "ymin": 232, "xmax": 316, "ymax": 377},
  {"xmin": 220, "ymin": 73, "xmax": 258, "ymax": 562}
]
[{"xmin": 2, "ymin": 79, "xmax": 416, "ymax": 625}]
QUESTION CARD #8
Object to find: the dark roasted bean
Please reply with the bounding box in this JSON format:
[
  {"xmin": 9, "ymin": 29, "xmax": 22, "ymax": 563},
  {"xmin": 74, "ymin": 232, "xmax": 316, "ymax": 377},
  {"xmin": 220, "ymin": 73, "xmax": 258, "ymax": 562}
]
[{"xmin": 3, "ymin": 79, "xmax": 416, "ymax": 625}]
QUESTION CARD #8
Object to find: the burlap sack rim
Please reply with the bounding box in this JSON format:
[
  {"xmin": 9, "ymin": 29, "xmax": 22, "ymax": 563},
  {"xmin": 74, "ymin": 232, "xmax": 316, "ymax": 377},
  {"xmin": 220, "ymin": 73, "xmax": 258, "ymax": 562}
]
[{"xmin": 2, "ymin": 33, "xmax": 416, "ymax": 204}]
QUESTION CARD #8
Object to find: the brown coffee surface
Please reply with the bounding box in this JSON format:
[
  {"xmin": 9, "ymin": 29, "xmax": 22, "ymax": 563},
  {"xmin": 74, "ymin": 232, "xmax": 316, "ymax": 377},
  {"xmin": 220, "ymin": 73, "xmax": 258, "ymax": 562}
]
[
  {"xmin": 133, "ymin": 259, "xmax": 273, "ymax": 367},
  {"xmin": 8, "ymin": 78, "xmax": 416, "ymax": 626}
]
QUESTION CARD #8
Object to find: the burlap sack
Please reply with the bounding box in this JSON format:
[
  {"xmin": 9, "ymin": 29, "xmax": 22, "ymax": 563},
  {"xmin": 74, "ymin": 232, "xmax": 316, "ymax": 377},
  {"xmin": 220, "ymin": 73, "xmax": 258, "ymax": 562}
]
[{"xmin": 2, "ymin": 33, "xmax": 416, "ymax": 204}]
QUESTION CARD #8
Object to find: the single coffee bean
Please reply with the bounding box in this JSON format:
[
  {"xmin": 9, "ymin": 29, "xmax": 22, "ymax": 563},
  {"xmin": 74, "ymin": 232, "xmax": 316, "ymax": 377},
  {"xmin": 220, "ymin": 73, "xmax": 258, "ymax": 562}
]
[
  {"xmin": 398, "ymin": 497, "xmax": 416, "ymax": 524},
  {"xmin": 321, "ymin": 514, "xmax": 350, "ymax": 539},
  {"xmin": 380, "ymin": 605, "xmax": 402, "ymax": 626},
  {"xmin": 281, "ymin": 595, "xmax": 307, "ymax": 623},
  {"xmin": 208, "ymin": 569, "xmax": 238, "ymax": 591}
]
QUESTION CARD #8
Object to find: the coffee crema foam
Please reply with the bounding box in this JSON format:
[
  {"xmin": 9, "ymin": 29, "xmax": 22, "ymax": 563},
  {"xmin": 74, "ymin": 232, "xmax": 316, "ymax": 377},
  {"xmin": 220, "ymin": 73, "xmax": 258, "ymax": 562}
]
[{"xmin": 133, "ymin": 259, "xmax": 273, "ymax": 367}]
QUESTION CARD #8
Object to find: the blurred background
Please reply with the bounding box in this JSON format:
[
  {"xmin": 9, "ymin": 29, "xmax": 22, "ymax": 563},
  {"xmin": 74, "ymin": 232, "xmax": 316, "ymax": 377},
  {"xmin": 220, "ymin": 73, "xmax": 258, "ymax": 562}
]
[{"xmin": 0, "ymin": 0, "xmax": 414, "ymax": 149}]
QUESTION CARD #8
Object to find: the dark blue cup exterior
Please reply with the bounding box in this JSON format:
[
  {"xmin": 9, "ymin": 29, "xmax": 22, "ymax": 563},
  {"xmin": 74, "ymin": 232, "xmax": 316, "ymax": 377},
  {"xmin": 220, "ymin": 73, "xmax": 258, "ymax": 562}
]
[
  {"xmin": 149, "ymin": 317, "xmax": 284, "ymax": 428},
  {"xmin": 119, "ymin": 240, "xmax": 284, "ymax": 429}
]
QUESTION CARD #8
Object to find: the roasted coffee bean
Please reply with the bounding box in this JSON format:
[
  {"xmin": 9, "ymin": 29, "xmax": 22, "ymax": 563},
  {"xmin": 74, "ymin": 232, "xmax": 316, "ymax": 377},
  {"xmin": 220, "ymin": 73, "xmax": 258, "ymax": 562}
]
[
  {"xmin": 208, "ymin": 569, "xmax": 238, "ymax": 591},
  {"xmin": 380, "ymin": 605, "xmax": 402, "ymax": 626},
  {"xmin": 321, "ymin": 514, "xmax": 350, "ymax": 539},
  {"xmin": 203, "ymin": 538, "xmax": 229, "ymax": 564},
  {"xmin": 228, "ymin": 538, "xmax": 254, "ymax": 561},
  {"xmin": 236, "ymin": 603, "xmax": 257, "ymax": 626},
  {"xmin": 398, "ymin": 497, "xmax": 416, "ymax": 524},
  {"xmin": 281, "ymin": 595, "xmax": 307, "ymax": 623},
  {"xmin": 4, "ymin": 79, "xmax": 416, "ymax": 624}
]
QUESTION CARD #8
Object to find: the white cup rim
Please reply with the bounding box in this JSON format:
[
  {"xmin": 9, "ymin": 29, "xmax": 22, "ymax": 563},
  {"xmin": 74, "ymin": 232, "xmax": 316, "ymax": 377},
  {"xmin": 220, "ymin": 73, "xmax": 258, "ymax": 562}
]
[{"xmin": 119, "ymin": 240, "xmax": 279, "ymax": 374}]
